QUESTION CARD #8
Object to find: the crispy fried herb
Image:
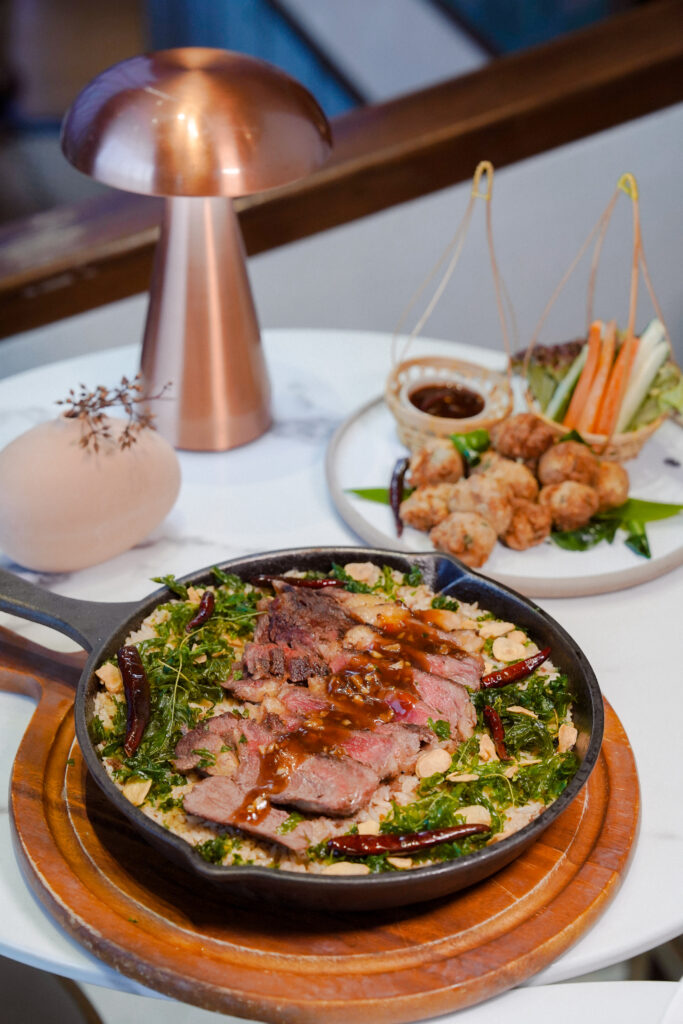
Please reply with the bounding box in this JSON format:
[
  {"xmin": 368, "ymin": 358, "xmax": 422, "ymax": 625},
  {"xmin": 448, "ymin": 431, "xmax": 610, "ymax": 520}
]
[
  {"xmin": 278, "ymin": 812, "xmax": 304, "ymax": 834},
  {"xmin": 151, "ymin": 574, "xmax": 189, "ymax": 599},
  {"xmin": 330, "ymin": 563, "xmax": 373, "ymax": 593},
  {"xmin": 95, "ymin": 573, "xmax": 261, "ymax": 800},
  {"xmin": 431, "ymin": 594, "xmax": 459, "ymax": 611},
  {"xmin": 428, "ymin": 718, "xmax": 451, "ymax": 741},
  {"xmin": 405, "ymin": 566, "xmax": 423, "ymax": 587},
  {"xmin": 192, "ymin": 747, "xmax": 217, "ymax": 771},
  {"xmin": 195, "ymin": 834, "xmax": 230, "ymax": 864},
  {"xmin": 90, "ymin": 715, "xmax": 107, "ymax": 744}
]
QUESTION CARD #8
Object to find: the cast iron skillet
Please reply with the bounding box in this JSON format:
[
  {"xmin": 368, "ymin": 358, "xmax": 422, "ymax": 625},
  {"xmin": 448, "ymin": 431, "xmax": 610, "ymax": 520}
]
[{"xmin": 0, "ymin": 546, "xmax": 603, "ymax": 911}]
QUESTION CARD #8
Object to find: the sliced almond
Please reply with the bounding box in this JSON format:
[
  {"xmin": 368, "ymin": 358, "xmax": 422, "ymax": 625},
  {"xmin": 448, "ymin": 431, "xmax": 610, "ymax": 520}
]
[
  {"xmin": 519, "ymin": 758, "xmax": 542, "ymax": 767},
  {"xmin": 492, "ymin": 636, "xmax": 527, "ymax": 662},
  {"xmin": 386, "ymin": 856, "xmax": 413, "ymax": 870},
  {"xmin": 357, "ymin": 819, "xmax": 380, "ymax": 836},
  {"xmin": 478, "ymin": 620, "xmax": 515, "ymax": 639},
  {"xmin": 506, "ymin": 705, "xmax": 538, "ymax": 719},
  {"xmin": 122, "ymin": 778, "xmax": 152, "ymax": 806},
  {"xmin": 504, "ymin": 765, "xmax": 518, "ymax": 778},
  {"xmin": 415, "ymin": 747, "xmax": 452, "ymax": 778},
  {"xmin": 558, "ymin": 723, "xmax": 578, "ymax": 753},
  {"xmin": 506, "ymin": 629, "xmax": 528, "ymax": 645},
  {"xmin": 478, "ymin": 734, "xmax": 498, "ymax": 763},
  {"xmin": 458, "ymin": 805, "xmax": 492, "ymax": 826},
  {"xmin": 322, "ymin": 861, "xmax": 371, "ymax": 876},
  {"xmin": 454, "ymin": 630, "xmax": 485, "ymax": 654},
  {"xmin": 187, "ymin": 585, "xmax": 203, "ymax": 605},
  {"xmin": 447, "ymin": 772, "xmax": 479, "ymax": 783},
  {"xmin": 95, "ymin": 662, "xmax": 123, "ymax": 694}
]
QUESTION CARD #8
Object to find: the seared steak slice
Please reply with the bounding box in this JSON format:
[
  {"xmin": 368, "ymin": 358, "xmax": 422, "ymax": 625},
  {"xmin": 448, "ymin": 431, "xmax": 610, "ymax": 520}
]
[
  {"xmin": 331, "ymin": 589, "xmax": 483, "ymax": 689},
  {"xmin": 173, "ymin": 714, "xmax": 271, "ymax": 775},
  {"xmin": 413, "ymin": 670, "xmax": 476, "ymax": 741},
  {"xmin": 341, "ymin": 722, "xmax": 422, "ymax": 777},
  {"xmin": 242, "ymin": 642, "xmax": 328, "ymax": 682},
  {"xmin": 256, "ymin": 585, "xmax": 356, "ymax": 660},
  {"xmin": 183, "ymin": 776, "xmax": 348, "ymax": 854},
  {"xmin": 269, "ymin": 754, "xmax": 379, "ymax": 816}
]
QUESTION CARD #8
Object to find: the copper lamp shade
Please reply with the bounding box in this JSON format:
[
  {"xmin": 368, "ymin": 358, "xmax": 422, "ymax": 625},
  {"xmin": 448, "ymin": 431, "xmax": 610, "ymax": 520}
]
[{"xmin": 61, "ymin": 49, "xmax": 332, "ymax": 450}]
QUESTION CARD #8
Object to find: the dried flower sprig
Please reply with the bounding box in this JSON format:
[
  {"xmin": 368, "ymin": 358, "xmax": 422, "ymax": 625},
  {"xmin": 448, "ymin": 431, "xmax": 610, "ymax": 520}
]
[{"xmin": 57, "ymin": 375, "xmax": 171, "ymax": 452}]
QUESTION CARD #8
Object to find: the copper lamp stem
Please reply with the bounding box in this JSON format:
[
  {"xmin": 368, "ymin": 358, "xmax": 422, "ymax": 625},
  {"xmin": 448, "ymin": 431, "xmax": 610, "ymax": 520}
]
[{"xmin": 141, "ymin": 196, "xmax": 271, "ymax": 451}]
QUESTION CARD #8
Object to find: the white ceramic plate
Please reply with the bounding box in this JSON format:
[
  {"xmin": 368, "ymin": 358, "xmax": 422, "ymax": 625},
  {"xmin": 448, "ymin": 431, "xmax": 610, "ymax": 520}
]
[{"xmin": 326, "ymin": 396, "xmax": 683, "ymax": 598}]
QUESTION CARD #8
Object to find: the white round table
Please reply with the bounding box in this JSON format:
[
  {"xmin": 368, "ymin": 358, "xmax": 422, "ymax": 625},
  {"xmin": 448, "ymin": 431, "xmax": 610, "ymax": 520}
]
[{"xmin": 0, "ymin": 324, "xmax": 681, "ymax": 1016}]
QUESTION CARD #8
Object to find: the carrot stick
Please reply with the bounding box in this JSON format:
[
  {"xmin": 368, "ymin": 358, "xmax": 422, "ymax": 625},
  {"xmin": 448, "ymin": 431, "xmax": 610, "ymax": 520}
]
[
  {"xmin": 594, "ymin": 333, "xmax": 639, "ymax": 436},
  {"xmin": 563, "ymin": 320, "xmax": 603, "ymax": 428},
  {"xmin": 576, "ymin": 320, "xmax": 617, "ymax": 434}
]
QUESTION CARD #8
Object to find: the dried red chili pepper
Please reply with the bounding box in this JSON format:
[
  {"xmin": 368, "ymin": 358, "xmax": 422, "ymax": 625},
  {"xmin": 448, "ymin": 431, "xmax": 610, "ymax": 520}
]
[
  {"xmin": 251, "ymin": 574, "xmax": 343, "ymax": 589},
  {"xmin": 186, "ymin": 589, "xmax": 215, "ymax": 631},
  {"xmin": 117, "ymin": 645, "xmax": 151, "ymax": 758},
  {"xmin": 483, "ymin": 705, "xmax": 510, "ymax": 761},
  {"xmin": 327, "ymin": 822, "xmax": 490, "ymax": 857},
  {"xmin": 390, "ymin": 456, "xmax": 410, "ymax": 537},
  {"xmin": 480, "ymin": 646, "xmax": 551, "ymax": 690}
]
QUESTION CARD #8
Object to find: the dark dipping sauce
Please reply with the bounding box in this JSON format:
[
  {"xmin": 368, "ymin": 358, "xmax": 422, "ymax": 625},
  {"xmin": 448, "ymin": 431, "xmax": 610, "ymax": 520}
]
[
  {"xmin": 409, "ymin": 383, "xmax": 485, "ymax": 419},
  {"xmin": 235, "ymin": 606, "xmax": 471, "ymax": 825}
]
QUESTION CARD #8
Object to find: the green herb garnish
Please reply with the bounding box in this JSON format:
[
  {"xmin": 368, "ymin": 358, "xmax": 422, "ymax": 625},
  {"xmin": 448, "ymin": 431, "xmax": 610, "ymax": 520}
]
[{"xmin": 428, "ymin": 718, "xmax": 451, "ymax": 741}]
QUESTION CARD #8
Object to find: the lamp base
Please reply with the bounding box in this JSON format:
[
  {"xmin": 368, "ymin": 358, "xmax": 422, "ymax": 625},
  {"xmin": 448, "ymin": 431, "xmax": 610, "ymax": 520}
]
[{"xmin": 141, "ymin": 196, "xmax": 271, "ymax": 451}]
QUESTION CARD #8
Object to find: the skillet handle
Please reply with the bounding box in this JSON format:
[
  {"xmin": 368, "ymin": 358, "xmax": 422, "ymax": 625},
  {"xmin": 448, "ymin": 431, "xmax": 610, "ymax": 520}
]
[{"xmin": 0, "ymin": 567, "xmax": 139, "ymax": 652}]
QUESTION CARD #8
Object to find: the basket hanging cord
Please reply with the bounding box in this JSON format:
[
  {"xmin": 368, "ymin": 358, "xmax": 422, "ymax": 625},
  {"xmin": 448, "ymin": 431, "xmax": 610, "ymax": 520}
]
[
  {"xmin": 524, "ymin": 190, "xmax": 619, "ymax": 383},
  {"xmin": 525, "ymin": 172, "xmax": 674, "ymax": 443},
  {"xmin": 391, "ymin": 161, "xmax": 516, "ymax": 370},
  {"xmin": 586, "ymin": 172, "xmax": 671, "ymax": 348}
]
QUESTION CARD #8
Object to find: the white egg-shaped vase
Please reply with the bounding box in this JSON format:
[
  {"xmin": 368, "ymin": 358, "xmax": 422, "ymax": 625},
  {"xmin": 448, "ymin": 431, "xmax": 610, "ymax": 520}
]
[{"xmin": 0, "ymin": 415, "xmax": 181, "ymax": 572}]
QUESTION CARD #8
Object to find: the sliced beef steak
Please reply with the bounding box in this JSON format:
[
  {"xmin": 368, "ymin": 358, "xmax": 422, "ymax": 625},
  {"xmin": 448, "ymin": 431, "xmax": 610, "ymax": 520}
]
[
  {"xmin": 269, "ymin": 754, "xmax": 379, "ymax": 816},
  {"xmin": 341, "ymin": 722, "xmax": 422, "ymax": 777},
  {"xmin": 412, "ymin": 670, "xmax": 477, "ymax": 741},
  {"xmin": 243, "ymin": 642, "xmax": 328, "ymax": 682},
  {"xmin": 242, "ymin": 585, "xmax": 357, "ymax": 682},
  {"xmin": 330, "ymin": 589, "xmax": 483, "ymax": 689},
  {"xmin": 183, "ymin": 776, "xmax": 348, "ymax": 854},
  {"xmin": 173, "ymin": 714, "xmax": 271, "ymax": 775}
]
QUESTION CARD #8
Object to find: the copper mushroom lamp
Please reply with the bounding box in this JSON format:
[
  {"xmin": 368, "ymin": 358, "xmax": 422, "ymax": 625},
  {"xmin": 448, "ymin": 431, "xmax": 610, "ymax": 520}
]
[{"xmin": 61, "ymin": 49, "xmax": 332, "ymax": 450}]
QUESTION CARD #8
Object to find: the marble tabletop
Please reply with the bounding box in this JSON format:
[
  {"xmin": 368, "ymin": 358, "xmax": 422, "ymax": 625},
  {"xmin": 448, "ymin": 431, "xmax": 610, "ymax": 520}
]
[{"xmin": 0, "ymin": 326, "xmax": 681, "ymax": 1011}]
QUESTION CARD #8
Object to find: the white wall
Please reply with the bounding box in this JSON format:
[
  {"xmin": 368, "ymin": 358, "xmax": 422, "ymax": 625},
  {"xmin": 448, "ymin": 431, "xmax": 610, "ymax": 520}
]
[
  {"xmin": 1, "ymin": 102, "xmax": 681, "ymax": 379},
  {"xmin": 250, "ymin": 102, "xmax": 683, "ymax": 363}
]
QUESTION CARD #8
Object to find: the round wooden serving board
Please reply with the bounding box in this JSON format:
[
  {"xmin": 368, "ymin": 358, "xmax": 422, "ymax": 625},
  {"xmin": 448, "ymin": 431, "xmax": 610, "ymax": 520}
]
[{"xmin": 2, "ymin": 627, "xmax": 639, "ymax": 1024}]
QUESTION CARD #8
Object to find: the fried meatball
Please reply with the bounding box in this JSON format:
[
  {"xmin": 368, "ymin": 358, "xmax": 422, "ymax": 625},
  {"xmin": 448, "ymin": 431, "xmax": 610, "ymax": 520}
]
[
  {"xmin": 399, "ymin": 483, "xmax": 455, "ymax": 532},
  {"xmin": 501, "ymin": 499, "xmax": 552, "ymax": 550},
  {"xmin": 430, "ymin": 512, "xmax": 497, "ymax": 568},
  {"xmin": 490, "ymin": 413, "xmax": 556, "ymax": 461},
  {"xmin": 473, "ymin": 453, "xmax": 539, "ymax": 502},
  {"xmin": 595, "ymin": 460, "xmax": 629, "ymax": 512},
  {"xmin": 408, "ymin": 438, "xmax": 465, "ymax": 488},
  {"xmin": 447, "ymin": 475, "xmax": 512, "ymax": 536},
  {"xmin": 538, "ymin": 481, "xmax": 599, "ymax": 532},
  {"xmin": 537, "ymin": 440, "xmax": 600, "ymax": 487}
]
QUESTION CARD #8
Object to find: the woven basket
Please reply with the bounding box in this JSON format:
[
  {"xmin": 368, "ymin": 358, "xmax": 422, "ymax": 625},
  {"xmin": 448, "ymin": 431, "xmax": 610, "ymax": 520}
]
[
  {"xmin": 525, "ymin": 400, "xmax": 664, "ymax": 462},
  {"xmin": 386, "ymin": 356, "xmax": 513, "ymax": 453}
]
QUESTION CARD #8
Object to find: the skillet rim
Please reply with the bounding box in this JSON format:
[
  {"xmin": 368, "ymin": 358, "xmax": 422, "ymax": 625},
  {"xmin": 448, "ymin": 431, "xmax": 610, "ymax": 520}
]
[{"xmin": 75, "ymin": 545, "xmax": 604, "ymax": 901}]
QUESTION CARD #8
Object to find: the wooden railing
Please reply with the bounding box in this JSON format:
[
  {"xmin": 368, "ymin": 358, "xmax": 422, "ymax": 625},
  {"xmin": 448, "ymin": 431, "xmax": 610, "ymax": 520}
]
[{"xmin": 0, "ymin": 0, "xmax": 682, "ymax": 339}]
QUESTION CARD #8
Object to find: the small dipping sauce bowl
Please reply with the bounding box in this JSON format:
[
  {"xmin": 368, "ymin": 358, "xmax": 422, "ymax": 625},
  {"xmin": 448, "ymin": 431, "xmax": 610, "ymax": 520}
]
[{"xmin": 386, "ymin": 356, "xmax": 513, "ymax": 452}]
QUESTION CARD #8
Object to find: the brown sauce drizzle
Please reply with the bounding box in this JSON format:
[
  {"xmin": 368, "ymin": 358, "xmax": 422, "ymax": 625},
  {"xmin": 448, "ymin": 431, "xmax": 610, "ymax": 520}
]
[
  {"xmin": 233, "ymin": 599, "xmax": 471, "ymax": 826},
  {"xmin": 409, "ymin": 383, "xmax": 485, "ymax": 419}
]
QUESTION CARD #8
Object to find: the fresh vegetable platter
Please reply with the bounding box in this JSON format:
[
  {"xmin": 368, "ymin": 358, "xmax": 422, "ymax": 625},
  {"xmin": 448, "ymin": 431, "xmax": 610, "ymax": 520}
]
[
  {"xmin": 326, "ymin": 393, "xmax": 683, "ymax": 598},
  {"xmin": 517, "ymin": 318, "xmax": 683, "ymax": 457}
]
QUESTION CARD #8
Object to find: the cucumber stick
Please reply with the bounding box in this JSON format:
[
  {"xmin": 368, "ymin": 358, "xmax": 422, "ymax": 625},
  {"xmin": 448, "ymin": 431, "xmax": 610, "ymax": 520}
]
[
  {"xmin": 545, "ymin": 345, "xmax": 588, "ymax": 421},
  {"xmin": 616, "ymin": 318, "xmax": 669, "ymax": 433}
]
